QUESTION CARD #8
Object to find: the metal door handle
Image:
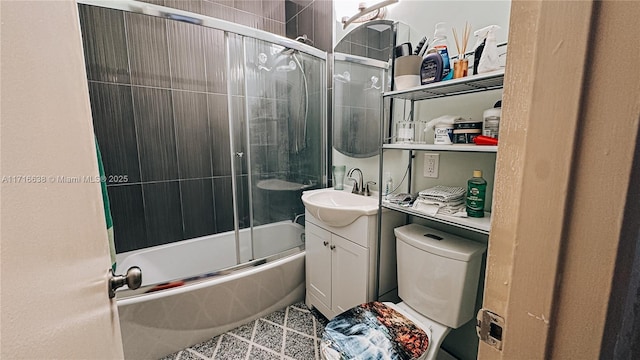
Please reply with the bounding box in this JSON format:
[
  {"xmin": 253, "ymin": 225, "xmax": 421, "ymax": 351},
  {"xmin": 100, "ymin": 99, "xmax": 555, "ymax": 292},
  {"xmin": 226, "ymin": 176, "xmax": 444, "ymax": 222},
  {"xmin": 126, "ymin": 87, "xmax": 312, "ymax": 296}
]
[
  {"xmin": 235, "ymin": 152, "xmax": 244, "ymax": 158},
  {"xmin": 109, "ymin": 266, "xmax": 142, "ymax": 299},
  {"xmin": 330, "ymin": 245, "xmax": 336, "ymax": 250},
  {"xmin": 323, "ymin": 241, "xmax": 329, "ymax": 246}
]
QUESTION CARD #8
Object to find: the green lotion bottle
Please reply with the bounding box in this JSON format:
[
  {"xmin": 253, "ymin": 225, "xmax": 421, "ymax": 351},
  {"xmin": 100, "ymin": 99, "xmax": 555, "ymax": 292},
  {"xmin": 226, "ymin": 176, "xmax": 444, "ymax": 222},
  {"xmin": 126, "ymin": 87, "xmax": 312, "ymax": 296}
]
[{"xmin": 466, "ymin": 170, "xmax": 487, "ymax": 218}]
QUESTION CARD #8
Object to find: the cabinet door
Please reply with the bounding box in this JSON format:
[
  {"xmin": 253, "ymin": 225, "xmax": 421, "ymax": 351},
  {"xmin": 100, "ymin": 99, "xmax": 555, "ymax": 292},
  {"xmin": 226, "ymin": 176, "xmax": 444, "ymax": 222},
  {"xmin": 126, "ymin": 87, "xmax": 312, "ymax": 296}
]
[
  {"xmin": 305, "ymin": 222, "xmax": 332, "ymax": 310},
  {"xmin": 331, "ymin": 234, "xmax": 369, "ymax": 315}
]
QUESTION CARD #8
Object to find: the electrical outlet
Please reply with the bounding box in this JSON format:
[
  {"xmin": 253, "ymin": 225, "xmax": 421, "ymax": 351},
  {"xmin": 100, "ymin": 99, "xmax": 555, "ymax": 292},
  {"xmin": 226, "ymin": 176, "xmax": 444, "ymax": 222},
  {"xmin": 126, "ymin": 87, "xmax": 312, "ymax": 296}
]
[{"xmin": 423, "ymin": 153, "xmax": 439, "ymax": 178}]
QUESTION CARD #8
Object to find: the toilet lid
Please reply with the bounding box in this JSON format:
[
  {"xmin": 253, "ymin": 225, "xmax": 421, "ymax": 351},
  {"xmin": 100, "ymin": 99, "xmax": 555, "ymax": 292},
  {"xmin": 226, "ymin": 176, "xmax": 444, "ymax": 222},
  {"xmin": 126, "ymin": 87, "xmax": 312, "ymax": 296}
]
[{"xmin": 321, "ymin": 302, "xmax": 430, "ymax": 360}]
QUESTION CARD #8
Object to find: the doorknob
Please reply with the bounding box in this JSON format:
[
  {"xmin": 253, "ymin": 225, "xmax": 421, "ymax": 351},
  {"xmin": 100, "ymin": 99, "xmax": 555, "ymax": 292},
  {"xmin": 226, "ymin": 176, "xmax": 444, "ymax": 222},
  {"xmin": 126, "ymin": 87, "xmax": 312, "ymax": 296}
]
[{"xmin": 109, "ymin": 266, "xmax": 142, "ymax": 299}]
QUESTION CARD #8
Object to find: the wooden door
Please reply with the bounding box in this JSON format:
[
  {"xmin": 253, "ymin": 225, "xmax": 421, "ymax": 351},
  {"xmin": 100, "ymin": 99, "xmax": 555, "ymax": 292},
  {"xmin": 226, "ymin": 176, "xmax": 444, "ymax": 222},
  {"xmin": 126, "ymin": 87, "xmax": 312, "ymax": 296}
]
[
  {"xmin": 479, "ymin": 0, "xmax": 640, "ymax": 358},
  {"xmin": 1, "ymin": 1, "xmax": 124, "ymax": 358}
]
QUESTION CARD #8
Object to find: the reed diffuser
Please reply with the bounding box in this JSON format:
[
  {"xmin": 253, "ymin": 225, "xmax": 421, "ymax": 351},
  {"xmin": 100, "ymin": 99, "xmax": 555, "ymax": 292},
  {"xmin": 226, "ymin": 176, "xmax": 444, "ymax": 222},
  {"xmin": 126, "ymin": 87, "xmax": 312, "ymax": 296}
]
[{"xmin": 452, "ymin": 22, "xmax": 471, "ymax": 78}]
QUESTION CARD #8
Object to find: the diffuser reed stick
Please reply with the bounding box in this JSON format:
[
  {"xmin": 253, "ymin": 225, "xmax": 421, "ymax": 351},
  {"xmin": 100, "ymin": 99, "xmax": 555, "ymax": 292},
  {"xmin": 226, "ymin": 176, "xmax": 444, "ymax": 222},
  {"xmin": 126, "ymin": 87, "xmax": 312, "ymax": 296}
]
[
  {"xmin": 452, "ymin": 22, "xmax": 471, "ymax": 78},
  {"xmin": 452, "ymin": 22, "xmax": 471, "ymax": 58}
]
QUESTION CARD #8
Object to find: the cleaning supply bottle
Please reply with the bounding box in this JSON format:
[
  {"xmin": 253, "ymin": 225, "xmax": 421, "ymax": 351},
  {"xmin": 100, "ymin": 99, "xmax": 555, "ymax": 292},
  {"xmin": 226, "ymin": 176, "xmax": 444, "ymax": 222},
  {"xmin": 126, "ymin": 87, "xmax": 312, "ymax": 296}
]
[
  {"xmin": 426, "ymin": 22, "xmax": 453, "ymax": 81},
  {"xmin": 466, "ymin": 170, "xmax": 487, "ymax": 217},
  {"xmin": 474, "ymin": 25, "xmax": 501, "ymax": 74},
  {"xmin": 384, "ymin": 172, "xmax": 393, "ymax": 198}
]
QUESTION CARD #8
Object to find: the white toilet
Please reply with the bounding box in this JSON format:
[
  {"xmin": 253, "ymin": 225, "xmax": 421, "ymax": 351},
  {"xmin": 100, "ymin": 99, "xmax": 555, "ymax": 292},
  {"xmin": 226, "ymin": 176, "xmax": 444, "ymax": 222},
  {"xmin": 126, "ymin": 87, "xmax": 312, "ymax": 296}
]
[{"xmin": 320, "ymin": 223, "xmax": 486, "ymax": 360}]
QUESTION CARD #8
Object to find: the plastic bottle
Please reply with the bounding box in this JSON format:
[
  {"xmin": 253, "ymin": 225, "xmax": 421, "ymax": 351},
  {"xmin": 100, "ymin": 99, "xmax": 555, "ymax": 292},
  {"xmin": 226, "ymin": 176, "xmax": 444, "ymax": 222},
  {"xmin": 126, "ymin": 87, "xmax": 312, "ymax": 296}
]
[
  {"xmin": 384, "ymin": 172, "xmax": 393, "ymax": 198},
  {"xmin": 466, "ymin": 170, "xmax": 487, "ymax": 218},
  {"xmin": 483, "ymin": 106, "xmax": 502, "ymax": 139},
  {"xmin": 475, "ymin": 25, "xmax": 501, "ymax": 74},
  {"xmin": 426, "ymin": 23, "xmax": 453, "ymax": 81}
]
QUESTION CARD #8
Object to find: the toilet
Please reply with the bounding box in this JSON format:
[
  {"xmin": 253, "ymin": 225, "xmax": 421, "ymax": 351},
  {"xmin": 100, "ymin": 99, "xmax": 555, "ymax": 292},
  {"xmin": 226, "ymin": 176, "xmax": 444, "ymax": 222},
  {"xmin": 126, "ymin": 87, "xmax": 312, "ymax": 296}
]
[{"xmin": 320, "ymin": 223, "xmax": 486, "ymax": 360}]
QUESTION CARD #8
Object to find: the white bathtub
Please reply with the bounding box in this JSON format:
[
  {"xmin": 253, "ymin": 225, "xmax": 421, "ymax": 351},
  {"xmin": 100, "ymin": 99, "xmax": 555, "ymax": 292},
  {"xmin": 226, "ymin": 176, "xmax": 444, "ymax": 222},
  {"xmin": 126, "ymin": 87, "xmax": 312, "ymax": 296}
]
[{"xmin": 115, "ymin": 221, "xmax": 306, "ymax": 359}]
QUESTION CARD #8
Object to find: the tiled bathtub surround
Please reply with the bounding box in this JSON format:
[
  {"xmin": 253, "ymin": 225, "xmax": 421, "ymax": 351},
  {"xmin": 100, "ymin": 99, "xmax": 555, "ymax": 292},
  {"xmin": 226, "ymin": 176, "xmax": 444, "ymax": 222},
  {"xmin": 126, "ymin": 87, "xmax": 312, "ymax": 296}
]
[
  {"xmin": 160, "ymin": 302, "xmax": 328, "ymax": 360},
  {"xmin": 78, "ymin": 3, "xmax": 325, "ymax": 254}
]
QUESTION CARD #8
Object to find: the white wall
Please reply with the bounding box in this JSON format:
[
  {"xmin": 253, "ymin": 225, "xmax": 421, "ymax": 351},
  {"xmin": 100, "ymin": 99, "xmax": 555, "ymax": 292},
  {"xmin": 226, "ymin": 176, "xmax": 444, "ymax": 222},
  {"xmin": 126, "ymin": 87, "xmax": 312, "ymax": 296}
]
[{"xmin": 332, "ymin": 2, "xmax": 511, "ymax": 360}]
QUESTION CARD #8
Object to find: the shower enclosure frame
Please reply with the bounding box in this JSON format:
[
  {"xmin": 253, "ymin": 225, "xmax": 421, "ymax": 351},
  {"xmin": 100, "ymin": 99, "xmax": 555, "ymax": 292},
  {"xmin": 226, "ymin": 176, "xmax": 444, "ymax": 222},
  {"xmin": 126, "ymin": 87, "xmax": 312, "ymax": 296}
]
[{"xmin": 79, "ymin": 0, "xmax": 328, "ymax": 292}]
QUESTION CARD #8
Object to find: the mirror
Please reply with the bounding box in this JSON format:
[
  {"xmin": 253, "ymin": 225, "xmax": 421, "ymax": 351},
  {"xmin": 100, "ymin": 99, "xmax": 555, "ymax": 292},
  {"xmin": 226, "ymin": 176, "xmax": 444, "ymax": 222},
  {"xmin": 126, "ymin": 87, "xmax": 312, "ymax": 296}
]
[{"xmin": 332, "ymin": 20, "xmax": 409, "ymax": 158}]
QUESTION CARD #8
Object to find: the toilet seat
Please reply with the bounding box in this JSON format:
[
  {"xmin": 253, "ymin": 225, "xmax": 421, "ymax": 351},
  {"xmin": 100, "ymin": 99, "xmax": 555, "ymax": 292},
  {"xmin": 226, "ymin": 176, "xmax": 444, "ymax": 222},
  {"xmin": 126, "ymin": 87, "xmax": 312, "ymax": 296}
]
[{"xmin": 321, "ymin": 302, "xmax": 431, "ymax": 360}]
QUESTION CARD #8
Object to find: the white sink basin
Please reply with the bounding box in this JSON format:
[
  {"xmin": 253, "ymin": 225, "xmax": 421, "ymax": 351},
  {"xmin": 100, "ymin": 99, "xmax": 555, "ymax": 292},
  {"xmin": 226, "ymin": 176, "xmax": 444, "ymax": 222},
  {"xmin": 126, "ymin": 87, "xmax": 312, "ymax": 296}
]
[{"xmin": 301, "ymin": 188, "xmax": 378, "ymax": 227}]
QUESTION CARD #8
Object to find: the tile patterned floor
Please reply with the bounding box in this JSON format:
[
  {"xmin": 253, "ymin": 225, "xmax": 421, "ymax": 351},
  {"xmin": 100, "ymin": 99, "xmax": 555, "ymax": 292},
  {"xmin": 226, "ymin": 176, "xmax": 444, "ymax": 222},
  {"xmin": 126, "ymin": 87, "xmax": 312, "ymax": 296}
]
[{"xmin": 160, "ymin": 302, "xmax": 329, "ymax": 360}]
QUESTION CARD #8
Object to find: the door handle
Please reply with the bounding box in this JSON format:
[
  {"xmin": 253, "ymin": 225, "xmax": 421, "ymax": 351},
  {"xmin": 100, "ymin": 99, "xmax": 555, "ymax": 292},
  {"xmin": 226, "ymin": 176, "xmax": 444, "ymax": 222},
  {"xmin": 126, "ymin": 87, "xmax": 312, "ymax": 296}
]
[
  {"xmin": 330, "ymin": 245, "xmax": 336, "ymax": 250},
  {"xmin": 323, "ymin": 241, "xmax": 329, "ymax": 246},
  {"xmin": 109, "ymin": 266, "xmax": 142, "ymax": 299}
]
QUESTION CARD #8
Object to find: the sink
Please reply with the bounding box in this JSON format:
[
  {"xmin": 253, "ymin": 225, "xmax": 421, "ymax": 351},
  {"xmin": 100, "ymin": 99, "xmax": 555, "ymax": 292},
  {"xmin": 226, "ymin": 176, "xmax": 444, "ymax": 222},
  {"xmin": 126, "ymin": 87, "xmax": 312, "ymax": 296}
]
[{"xmin": 301, "ymin": 188, "xmax": 378, "ymax": 227}]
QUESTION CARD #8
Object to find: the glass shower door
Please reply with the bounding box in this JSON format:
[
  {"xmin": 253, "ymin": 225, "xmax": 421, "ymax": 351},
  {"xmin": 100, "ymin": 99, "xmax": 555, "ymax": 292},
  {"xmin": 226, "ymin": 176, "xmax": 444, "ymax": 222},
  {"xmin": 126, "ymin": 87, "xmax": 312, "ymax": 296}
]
[{"xmin": 232, "ymin": 36, "xmax": 326, "ymax": 262}]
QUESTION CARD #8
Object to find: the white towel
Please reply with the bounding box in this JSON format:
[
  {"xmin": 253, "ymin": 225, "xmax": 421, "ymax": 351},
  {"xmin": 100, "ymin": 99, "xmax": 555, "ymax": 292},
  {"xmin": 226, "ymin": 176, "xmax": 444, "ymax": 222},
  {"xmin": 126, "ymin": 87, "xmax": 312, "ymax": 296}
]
[
  {"xmin": 412, "ymin": 198, "xmax": 467, "ymax": 217},
  {"xmin": 418, "ymin": 185, "xmax": 466, "ymax": 203}
]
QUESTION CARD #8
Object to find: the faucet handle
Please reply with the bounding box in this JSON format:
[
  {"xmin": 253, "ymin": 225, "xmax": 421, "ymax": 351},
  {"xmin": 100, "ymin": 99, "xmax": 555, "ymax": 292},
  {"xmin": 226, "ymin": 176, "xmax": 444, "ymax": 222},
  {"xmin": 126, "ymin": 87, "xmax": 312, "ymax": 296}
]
[
  {"xmin": 365, "ymin": 181, "xmax": 376, "ymax": 196},
  {"xmin": 347, "ymin": 177, "xmax": 359, "ymax": 193}
]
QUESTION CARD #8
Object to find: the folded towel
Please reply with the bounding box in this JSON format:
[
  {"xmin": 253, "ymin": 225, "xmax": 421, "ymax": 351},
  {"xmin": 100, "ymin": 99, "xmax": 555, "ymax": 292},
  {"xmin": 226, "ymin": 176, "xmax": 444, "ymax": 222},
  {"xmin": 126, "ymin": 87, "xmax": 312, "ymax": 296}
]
[
  {"xmin": 412, "ymin": 198, "xmax": 467, "ymax": 217},
  {"xmin": 418, "ymin": 185, "xmax": 466, "ymax": 203}
]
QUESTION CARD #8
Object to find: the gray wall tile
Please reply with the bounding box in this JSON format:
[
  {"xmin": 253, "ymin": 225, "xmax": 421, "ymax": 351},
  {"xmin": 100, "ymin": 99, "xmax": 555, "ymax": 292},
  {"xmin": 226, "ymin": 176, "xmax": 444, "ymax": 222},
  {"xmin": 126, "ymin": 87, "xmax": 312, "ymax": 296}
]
[
  {"xmin": 108, "ymin": 184, "xmax": 147, "ymax": 252},
  {"xmin": 89, "ymin": 82, "xmax": 141, "ymax": 184},
  {"xmin": 125, "ymin": 13, "xmax": 171, "ymax": 87},
  {"xmin": 234, "ymin": 0, "xmax": 262, "ymax": 15},
  {"xmin": 312, "ymin": 0, "xmax": 332, "ymax": 52},
  {"xmin": 263, "ymin": 0, "xmax": 285, "ymax": 22},
  {"xmin": 173, "ymin": 91, "xmax": 213, "ymax": 178},
  {"xmin": 142, "ymin": 181, "xmax": 184, "ymax": 244},
  {"xmin": 180, "ymin": 178, "xmax": 216, "ymax": 239},
  {"xmin": 208, "ymin": 94, "xmax": 232, "ymax": 176},
  {"xmin": 165, "ymin": 0, "xmax": 202, "ymax": 13},
  {"xmin": 297, "ymin": 3, "xmax": 313, "ymax": 41},
  {"xmin": 202, "ymin": 1, "xmax": 235, "ymax": 22},
  {"xmin": 203, "ymin": 27, "xmax": 227, "ymax": 94},
  {"xmin": 167, "ymin": 20, "xmax": 207, "ymax": 91},
  {"xmin": 78, "ymin": 5, "xmax": 130, "ymax": 84},
  {"xmin": 213, "ymin": 176, "xmax": 234, "ymax": 232},
  {"xmin": 234, "ymin": 10, "xmax": 262, "ymax": 29},
  {"xmin": 132, "ymin": 86, "xmax": 179, "ymax": 181}
]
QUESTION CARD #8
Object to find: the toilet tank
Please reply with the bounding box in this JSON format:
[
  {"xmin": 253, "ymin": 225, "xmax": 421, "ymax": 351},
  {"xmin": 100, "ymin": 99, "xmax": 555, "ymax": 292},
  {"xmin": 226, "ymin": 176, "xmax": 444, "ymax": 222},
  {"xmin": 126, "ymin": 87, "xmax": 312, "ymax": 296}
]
[{"xmin": 394, "ymin": 224, "xmax": 486, "ymax": 328}]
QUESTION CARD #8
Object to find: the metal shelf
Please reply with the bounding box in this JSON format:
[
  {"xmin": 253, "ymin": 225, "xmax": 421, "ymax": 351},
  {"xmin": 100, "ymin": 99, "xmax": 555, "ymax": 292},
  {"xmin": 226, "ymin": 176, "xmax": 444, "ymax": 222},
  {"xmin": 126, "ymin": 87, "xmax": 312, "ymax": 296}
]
[
  {"xmin": 383, "ymin": 143, "xmax": 497, "ymax": 153},
  {"xmin": 383, "ymin": 69, "xmax": 504, "ymax": 101},
  {"xmin": 382, "ymin": 201, "xmax": 491, "ymax": 234}
]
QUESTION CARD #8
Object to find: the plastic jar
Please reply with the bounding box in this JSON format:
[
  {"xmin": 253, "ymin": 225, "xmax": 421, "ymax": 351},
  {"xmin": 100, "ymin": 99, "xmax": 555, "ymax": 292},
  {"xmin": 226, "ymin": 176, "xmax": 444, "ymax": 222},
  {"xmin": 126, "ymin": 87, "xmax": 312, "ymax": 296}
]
[{"xmin": 483, "ymin": 107, "xmax": 501, "ymax": 139}]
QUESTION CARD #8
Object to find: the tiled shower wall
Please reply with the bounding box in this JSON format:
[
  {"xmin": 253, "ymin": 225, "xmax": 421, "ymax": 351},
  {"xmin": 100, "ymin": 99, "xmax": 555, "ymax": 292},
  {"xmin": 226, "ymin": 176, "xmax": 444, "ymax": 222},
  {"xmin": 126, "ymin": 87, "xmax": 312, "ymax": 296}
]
[{"xmin": 79, "ymin": 1, "xmax": 330, "ymax": 253}]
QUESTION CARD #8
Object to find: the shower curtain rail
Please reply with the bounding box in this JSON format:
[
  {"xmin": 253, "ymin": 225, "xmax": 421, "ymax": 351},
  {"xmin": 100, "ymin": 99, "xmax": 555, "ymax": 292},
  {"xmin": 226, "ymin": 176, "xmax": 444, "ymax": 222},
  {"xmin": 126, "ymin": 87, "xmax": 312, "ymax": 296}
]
[{"xmin": 78, "ymin": 0, "xmax": 327, "ymax": 60}]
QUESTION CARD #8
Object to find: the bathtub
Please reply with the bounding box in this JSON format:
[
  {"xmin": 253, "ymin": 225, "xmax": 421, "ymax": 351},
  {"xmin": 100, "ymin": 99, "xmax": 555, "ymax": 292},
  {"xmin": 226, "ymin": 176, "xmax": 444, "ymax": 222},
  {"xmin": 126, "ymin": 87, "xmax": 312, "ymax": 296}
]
[{"xmin": 115, "ymin": 221, "xmax": 306, "ymax": 359}]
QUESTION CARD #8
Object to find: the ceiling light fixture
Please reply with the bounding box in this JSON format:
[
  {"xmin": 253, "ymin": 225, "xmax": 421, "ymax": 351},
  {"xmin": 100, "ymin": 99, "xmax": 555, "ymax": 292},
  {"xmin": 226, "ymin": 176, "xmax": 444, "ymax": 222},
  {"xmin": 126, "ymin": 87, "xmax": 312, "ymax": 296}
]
[{"xmin": 341, "ymin": 0, "xmax": 399, "ymax": 29}]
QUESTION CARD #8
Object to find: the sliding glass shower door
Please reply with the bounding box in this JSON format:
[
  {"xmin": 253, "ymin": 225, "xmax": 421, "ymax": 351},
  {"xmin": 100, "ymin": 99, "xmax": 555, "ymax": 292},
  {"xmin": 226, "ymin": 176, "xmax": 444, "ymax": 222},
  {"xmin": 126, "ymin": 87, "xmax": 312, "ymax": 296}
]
[{"xmin": 230, "ymin": 35, "xmax": 326, "ymax": 263}]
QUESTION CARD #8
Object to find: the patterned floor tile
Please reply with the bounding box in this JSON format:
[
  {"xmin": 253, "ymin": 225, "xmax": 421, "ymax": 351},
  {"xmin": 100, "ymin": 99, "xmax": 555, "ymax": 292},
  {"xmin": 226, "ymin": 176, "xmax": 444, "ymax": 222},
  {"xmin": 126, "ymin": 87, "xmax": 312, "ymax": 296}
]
[
  {"xmin": 213, "ymin": 334, "xmax": 250, "ymax": 359},
  {"xmin": 160, "ymin": 303, "xmax": 328, "ymax": 360},
  {"xmin": 283, "ymin": 330, "xmax": 316, "ymax": 360},
  {"xmin": 189, "ymin": 336, "xmax": 220, "ymax": 358},
  {"xmin": 262, "ymin": 307, "xmax": 286, "ymax": 326},
  {"xmin": 286, "ymin": 307, "xmax": 315, "ymax": 336},
  {"xmin": 253, "ymin": 319, "xmax": 284, "ymax": 353},
  {"xmin": 247, "ymin": 345, "xmax": 282, "ymax": 360},
  {"xmin": 230, "ymin": 319, "xmax": 256, "ymax": 341}
]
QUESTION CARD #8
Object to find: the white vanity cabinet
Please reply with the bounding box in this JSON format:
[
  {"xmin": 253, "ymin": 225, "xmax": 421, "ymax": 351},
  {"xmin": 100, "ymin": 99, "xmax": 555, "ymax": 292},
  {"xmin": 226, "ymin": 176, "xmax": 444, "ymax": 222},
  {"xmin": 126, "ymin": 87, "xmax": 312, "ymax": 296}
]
[{"xmin": 305, "ymin": 209, "xmax": 403, "ymax": 320}]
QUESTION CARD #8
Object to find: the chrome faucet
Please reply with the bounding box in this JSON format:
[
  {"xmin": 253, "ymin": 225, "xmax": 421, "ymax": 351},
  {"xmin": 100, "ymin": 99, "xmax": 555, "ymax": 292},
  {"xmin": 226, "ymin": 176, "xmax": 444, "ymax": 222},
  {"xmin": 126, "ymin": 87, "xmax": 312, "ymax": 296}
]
[{"xmin": 346, "ymin": 168, "xmax": 364, "ymax": 195}]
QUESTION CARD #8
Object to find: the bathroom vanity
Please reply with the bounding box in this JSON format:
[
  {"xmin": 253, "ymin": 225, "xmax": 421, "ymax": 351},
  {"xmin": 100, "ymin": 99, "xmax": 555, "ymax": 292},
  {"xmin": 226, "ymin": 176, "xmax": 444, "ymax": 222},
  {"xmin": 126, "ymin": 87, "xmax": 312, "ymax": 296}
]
[{"xmin": 303, "ymin": 188, "xmax": 403, "ymax": 320}]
